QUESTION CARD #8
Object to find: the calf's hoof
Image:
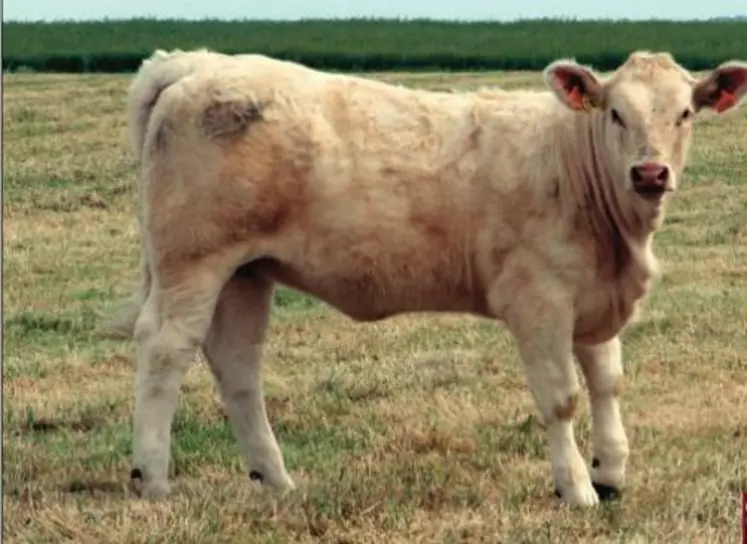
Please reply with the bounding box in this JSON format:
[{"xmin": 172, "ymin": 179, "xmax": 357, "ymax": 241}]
[
  {"xmin": 590, "ymin": 458, "xmax": 623, "ymax": 501},
  {"xmin": 553, "ymin": 480, "xmax": 600, "ymax": 507},
  {"xmin": 129, "ymin": 468, "xmax": 170, "ymax": 500},
  {"xmin": 249, "ymin": 469, "xmax": 296, "ymax": 493},
  {"xmin": 592, "ymin": 481, "xmax": 622, "ymax": 502}
]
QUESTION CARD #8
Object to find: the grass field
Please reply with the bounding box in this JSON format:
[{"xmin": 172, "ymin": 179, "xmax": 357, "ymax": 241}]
[{"xmin": 3, "ymin": 69, "xmax": 747, "ymax": 542}]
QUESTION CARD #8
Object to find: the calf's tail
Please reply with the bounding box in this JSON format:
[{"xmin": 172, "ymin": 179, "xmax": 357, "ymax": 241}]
[{"xmin": 104, "ymin": 49, "xmax": 209, "ymax": 340}]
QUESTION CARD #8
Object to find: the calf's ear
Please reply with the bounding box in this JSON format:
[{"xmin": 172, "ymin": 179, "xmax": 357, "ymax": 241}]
[
  {"xmin": 544, "ymin": 60, "xmax": 604, "ymax": 113},
  {"xmin": 693, "ymin": 61, "xmax": 747, "ymax": 114}
]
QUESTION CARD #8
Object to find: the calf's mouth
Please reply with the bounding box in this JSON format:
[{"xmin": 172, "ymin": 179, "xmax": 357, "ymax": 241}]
[{"xmin": 632, "ymin": 183, "xmax": 671, "ymax": 200}]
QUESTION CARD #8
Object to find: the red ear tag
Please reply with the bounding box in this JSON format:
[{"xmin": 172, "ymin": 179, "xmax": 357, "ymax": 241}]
[
  {"xmin": 567, "ymin": 86, "xmax": 585, "ymax": 110},
  {"xmin": 714, "ymin": 90, "xmax": 736, "ymax": 113}
]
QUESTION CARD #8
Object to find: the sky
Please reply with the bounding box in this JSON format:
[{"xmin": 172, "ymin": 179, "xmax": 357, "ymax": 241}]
[{"xmin": 4, "ymin": 0, "xmax": 747, "ymax": 22}]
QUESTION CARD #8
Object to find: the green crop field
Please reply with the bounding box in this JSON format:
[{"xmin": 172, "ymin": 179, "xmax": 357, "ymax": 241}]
[
  {"xmin": 3, "ymin": 66, "xmax": 747, "ymax": 541},
  {"xmin": 3, "ymin": 19, "xmax": 747, "ymax": 72}
]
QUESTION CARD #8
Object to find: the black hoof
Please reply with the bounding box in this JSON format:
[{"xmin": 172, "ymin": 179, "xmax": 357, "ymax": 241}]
[
  {"xmin": 555, "ymin": 483, "xmax": 620, "ymax": 502},
  {"xmin": 592, "ymin": 481, "xmax": 621, "ymax": 501},
  {"xmin": 249, "ymin": 470, "xmax": 264, "ymax": 483},
  {"xmin": 130, "ymin": 468, "xmax": 143, "ymax": 481}
]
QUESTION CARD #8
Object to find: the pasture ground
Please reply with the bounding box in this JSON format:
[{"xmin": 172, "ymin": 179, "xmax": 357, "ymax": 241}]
[{"xmin": 3, "ymin": 70, "xmax": 747, "ymax": 542}]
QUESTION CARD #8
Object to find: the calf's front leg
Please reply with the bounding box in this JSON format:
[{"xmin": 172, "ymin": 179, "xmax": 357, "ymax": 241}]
[
  {"xmin": 500, "ymin": 289, "xmax": 599, "ymax": 506},
  {"xmin": 574, "ymin": 337, "xmax": 628, "ymax": 499}
]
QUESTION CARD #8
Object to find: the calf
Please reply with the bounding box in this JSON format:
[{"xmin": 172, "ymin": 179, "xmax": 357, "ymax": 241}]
[{"xmin": 109, "ymin": 49, "xmax": 747, "ymax": 505}]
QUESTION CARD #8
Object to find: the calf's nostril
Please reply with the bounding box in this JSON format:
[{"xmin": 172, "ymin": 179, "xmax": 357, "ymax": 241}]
[
  {"xmin": 656, "ymin": 168, "xmax": 669, "ymax": 182},
  {"xmin": 630, "ymin": 167, "xmax": 643, "ymax": 183}
]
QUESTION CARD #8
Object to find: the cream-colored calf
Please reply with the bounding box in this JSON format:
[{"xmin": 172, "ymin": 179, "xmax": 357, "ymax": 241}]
[{"xmin": 109, "ymin": 49, "xmax": 747, "ymax": 506}]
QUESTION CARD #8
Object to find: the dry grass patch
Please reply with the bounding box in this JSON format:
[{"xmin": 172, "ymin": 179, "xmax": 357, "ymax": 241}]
[{"xmin": 3, "ymin": 70, "xmax": 746, "ymax": 542}]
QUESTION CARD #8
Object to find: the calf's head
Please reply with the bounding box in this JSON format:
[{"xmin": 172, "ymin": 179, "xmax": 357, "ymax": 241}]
[{"xmin": 543, "ymin": 51, "xmax": 747, "ymax": 215}]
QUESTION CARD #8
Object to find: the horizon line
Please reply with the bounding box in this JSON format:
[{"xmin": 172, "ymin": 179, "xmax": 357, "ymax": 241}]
[{"xmin": 4, "ymin": 15, "xmax": 747, "ymax": 24}]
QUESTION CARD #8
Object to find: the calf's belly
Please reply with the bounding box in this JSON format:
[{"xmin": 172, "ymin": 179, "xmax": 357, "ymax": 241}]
[{"xmin": 254, "ymin": 253, "xmax": 485, "ymax": 321}]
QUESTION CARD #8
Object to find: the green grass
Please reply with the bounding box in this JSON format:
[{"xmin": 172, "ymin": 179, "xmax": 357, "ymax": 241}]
[
  {"xmin": 3, "ymin": 69, "xmax": 747, "ymax": 542},
  {"xmin": 3, "ymin": 19, "xmax": 747, "ymax": 72}
]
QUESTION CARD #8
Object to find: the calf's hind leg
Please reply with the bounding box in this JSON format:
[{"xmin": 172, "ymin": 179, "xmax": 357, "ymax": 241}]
[
  {"xmin": 130, "ymin": 260, "xmax": 231, "ymax": 499},
  {"xmin": 201, "ymin": 268, "xmax": 294, "ymax": 490}
]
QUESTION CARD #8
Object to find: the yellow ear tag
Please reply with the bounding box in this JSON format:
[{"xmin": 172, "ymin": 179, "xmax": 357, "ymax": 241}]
[{"xmin": 582, "ymin": 96, "xmax": 597, "ymax": 113}]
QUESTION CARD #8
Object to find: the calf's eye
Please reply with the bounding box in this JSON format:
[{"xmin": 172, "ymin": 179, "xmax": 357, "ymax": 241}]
[
  {"xmin": 677, "ymin": 108, "xmax": 693, "ymax": 125},
  {"xmin": 611, "ymin": 108, "xmax": 626, "ymax": 127}
]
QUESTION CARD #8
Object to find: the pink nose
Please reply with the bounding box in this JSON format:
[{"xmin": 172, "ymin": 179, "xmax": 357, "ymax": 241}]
[{"xmin": 630, "ymin": 162, "xmax": 670, "ymax": 188}]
